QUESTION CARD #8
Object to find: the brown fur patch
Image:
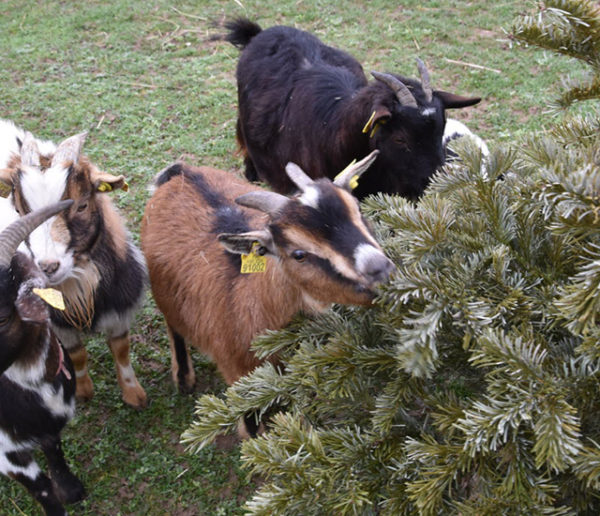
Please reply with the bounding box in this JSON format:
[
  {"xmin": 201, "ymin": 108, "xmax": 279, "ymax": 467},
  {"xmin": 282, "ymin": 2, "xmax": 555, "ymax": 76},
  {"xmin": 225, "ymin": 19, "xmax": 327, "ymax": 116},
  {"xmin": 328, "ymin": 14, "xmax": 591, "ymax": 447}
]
[{"xmin": 49, "ymin": 213, "xmax": 70, "ymax": 245}]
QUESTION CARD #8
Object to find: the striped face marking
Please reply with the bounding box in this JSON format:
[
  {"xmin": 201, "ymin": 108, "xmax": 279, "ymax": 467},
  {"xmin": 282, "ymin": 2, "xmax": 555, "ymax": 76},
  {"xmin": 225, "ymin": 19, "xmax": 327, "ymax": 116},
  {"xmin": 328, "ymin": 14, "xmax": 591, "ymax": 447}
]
[
  {"xmin": 17, "ymin": 163, "xmax": 74, "ymax": 285},
  {"xmin": 276, "ymin": 181, "xmax": 394, "ymax": 291}
]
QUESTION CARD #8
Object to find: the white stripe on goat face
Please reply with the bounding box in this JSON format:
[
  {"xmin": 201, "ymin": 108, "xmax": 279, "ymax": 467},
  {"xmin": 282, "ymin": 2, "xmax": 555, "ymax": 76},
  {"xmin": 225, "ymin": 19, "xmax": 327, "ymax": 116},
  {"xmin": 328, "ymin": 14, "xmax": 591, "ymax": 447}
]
[{"xmin": 19, "ymin": 164, "xmax": 74, "ymax": 285}]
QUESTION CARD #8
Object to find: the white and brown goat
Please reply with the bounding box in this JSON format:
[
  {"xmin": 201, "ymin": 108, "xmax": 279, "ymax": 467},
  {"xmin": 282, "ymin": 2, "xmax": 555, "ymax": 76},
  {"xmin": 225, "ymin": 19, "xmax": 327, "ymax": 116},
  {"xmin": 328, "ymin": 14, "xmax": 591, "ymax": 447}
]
[
  {"xmin": 141, "ymin": 152, "xmax": 394, "ymax": 411},
  {"xmin": 0, "ymin": 119, "xmax": 147, "ymax": 408},
  {"xmin": 0, "ymin": 200, "xmax": 85, "ymax": 516}
]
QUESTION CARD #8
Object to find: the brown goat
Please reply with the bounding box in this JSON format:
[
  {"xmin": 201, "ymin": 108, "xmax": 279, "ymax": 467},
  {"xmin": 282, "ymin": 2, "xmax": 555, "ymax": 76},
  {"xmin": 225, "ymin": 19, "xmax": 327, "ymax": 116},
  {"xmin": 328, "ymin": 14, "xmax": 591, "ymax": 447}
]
[{"xmin": 141, "ymin": 152, "xmax": 394, "ymax": 397}]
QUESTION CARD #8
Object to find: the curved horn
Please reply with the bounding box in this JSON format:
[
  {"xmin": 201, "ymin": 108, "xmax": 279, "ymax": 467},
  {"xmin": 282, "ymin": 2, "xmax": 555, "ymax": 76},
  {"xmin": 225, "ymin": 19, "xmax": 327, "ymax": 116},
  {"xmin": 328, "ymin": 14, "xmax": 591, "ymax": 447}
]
[
  {"xmin": 334, "ymin": 150, "xmax": 380, "ymax": 191},
  {"xmin": 371, "ymin": 71, "xmax": 418, "ymax": 108},
  {"xmin": 416, "ymin": 58, "xmax": 433, "ymax": 103},
  {"xmin": 235, "ymin": 190, "xmax": 289, "ymax": 216},
  {"xmin": 0, "ymin": 200, "xmax": 73, "ymax": 268},
  {"xmin": 21, "ymin": 132, "xmax": 40, "ymax": 167},
  {"xmin": 285, "ymin": 162, "xmax": 314, "ymax": 192},
  {"xmin": 52, "ymin": 131, "xmax": 88, "ymax": 167}
]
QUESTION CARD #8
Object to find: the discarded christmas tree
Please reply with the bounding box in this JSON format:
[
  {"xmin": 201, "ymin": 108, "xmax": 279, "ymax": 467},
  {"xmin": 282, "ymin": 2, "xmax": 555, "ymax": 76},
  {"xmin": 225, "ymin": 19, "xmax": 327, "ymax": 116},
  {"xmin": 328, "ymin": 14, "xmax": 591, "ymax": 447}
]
[{"xmin": 183, "ymin": 1, "xmax": 600, "ymax": 513}]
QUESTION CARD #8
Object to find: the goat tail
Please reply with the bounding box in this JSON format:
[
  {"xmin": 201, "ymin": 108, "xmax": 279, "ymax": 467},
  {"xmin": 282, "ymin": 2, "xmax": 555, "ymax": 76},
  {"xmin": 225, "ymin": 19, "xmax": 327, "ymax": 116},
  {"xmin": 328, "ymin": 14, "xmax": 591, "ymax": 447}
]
[
  {"xmin": 224, "ymin": 18, "xmax": 262, "ymax": 49},
  {"xmin": 153, "ymin": 163, "xmax": 186, "ymax": 188}
]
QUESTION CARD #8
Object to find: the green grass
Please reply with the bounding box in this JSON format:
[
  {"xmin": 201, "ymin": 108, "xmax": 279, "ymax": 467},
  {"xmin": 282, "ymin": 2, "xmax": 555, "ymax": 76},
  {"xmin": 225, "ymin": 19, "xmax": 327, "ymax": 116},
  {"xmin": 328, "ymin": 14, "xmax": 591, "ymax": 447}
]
[{"xmin": 0, "ymin": 0, "xmax": 592, "ymax": 514}]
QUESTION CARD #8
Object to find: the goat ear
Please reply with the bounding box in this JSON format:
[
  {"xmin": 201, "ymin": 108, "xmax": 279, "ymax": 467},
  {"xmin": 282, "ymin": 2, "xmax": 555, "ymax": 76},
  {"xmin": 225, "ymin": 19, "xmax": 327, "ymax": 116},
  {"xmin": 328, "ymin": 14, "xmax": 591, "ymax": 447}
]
[
  {"xmin": 434, "ymin": 91, "xmax": 481, "ymax": 109},
  {"xmin": 218, "ymin": 229, "xmax": 274, "ymax": 256},
  {"xmin": 362, "ymin": 107, "xmax": 391, "ymax": 137},
  {"xmin": 90, "ymin": 169, "xmax": 129, "ymax": 193},
  {"xmin": 0, "ymin": 168, "xmax": 14, "ymax": 198},
  {"xmin": 16, "ymin": 278, "xmax": 49, "ymax": 324}
]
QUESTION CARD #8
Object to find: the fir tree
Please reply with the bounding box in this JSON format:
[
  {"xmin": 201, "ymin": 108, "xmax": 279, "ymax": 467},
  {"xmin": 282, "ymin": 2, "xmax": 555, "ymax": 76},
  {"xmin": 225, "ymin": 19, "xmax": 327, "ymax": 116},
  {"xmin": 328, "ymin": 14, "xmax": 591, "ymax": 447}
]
[{"xmin": 183, "ymin": 2, "xmax": 600, "ymax": 513}]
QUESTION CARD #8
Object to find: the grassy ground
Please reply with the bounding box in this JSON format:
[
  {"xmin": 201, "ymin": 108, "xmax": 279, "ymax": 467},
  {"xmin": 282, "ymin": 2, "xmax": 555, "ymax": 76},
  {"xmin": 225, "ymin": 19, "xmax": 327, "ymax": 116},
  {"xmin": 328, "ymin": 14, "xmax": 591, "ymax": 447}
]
[{"xmin": 0, "ymin": 0, "xmax": 589, "ymax": 514}]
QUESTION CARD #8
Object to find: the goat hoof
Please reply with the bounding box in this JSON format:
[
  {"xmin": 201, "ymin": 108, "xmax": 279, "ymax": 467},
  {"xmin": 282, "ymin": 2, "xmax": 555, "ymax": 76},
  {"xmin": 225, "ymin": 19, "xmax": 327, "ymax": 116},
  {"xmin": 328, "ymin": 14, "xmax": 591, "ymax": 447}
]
[
  {"xmin": 53, "ymin": 476, "xmax": 86, "ymax": 505},
  {"xmin": 177, "ymin": 379, "xmax": 196, "ymax": 395},
  {"xmin": 75, "ymin": 376, "xmax": 94, "ymax": 402},
  {"xmin": 122, "ymin": 387, "xmax": 148, "ymax": 409}
]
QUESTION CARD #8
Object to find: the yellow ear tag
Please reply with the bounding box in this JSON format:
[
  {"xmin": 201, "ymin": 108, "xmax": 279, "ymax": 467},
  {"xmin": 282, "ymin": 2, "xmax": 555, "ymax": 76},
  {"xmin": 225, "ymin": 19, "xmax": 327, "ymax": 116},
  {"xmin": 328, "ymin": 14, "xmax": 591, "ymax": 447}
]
[
  {"xmin": 362, "ymin": 110, "xmax": 377, "ymax": 134},
  {"xmin": 0, "ymin": 182, "xmax": 10, "ymax": 198},
  {"xmin": 369, "ymin": 122, "xmax": 382, "ymax": 138},
  {"xmin": 97, "ymin": 182, "xmax": 113, "ymax": 193},
  {"xmin": 334, "ymin": 159, "xmax": 360, "ymax": 190},
  {"xmin": 33, "ymin": 288, "xmax": 66, "ymax": 311},
  {"xmin": 241, "ymin": 242, "xmax": 267, "ymax": 274},
  {"xmin": 121, "ymin": 181, "xmax": 129, "ymax": 192}
]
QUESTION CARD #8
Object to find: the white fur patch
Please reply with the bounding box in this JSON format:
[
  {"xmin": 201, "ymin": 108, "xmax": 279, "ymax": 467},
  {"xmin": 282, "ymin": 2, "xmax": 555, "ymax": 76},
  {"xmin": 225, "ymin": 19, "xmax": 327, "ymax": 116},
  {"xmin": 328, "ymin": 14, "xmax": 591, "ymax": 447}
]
[
  {"xmin": 2, "ymin": 329, "xmax": 75, "ymax": 420},
  {"xmin": 0, "ymin": 119, "xmax": 24, "ymax": 169},
  {"xmin": 0, "ymin": 197, "xmax": 19, "ymax": 234},
  {"xmin": 298, "ymin": 185, "xmax": 320, "ymax": 209},
  {"xmin": 421, "ymin": 107, "xmax": 437, "ymax": 117},
  {"xmin": 95, "ymin": 306, "xmax": 136, "ymax": 337},
  {"xmin": 0, "ymin": 445, "xmax": 41, "ymax": 479},
  {"xmin": 354, "ymin": 243, "xmax": 386, "ymax": 276},
  {"xmin": 38, "ymin": 383, "xmax": 75, "ymax": 419},
  {"xmin": 443, "ymin": 118, "xmax": 489, "ymax": 157},
  {"xmin": 20, "ymin": 163, "xmax": 74, "ymax": 282},
  {"xmin": 3, "ymin": 331, "xmax": 50, "ymax": 386},
  {"xmin": 0, "ymin": 119, "xmax": 56, "ymax": 169},
  {"xmin": 118, "ymin": 363, "xmax": 137, "ymax": 384}
]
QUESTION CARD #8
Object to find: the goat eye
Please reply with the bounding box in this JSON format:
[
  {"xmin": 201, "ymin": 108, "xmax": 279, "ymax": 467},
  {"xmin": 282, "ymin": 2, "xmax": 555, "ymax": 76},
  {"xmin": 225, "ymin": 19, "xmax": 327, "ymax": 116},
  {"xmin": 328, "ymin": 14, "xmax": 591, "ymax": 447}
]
[
  {"xmin": 291, "ymin": 250, "xmax": 307, "ymax": 262},
  {"xmin": 0, "ymin": 315, "xmax": 11, "ymax": 326},
  {"xmin": 76, "ymin": 202, "xmax": 88, "ymax": 213}
]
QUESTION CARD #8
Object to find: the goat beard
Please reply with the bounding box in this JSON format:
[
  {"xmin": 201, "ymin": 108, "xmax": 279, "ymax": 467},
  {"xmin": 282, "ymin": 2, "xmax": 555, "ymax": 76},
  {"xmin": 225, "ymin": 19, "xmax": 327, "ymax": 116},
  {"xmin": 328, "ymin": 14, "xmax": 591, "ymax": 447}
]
[{"xmin": 55, "ymin": 259, "xmax": 100, "ymax": 330}]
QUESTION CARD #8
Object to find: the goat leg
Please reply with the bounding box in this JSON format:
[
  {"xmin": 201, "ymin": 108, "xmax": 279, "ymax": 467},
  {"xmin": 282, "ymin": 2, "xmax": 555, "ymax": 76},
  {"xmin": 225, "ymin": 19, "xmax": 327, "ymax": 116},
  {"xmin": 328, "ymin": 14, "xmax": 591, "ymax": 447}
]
[
  {"xmin": 168, "ymin": 325, "xmax": 196, "ymax": 393},
  {"xmin": 67, "ymin": 343, "xmax": 94, "ymax": 401},
  {"xmin": 108, "ymin": 331, "xmax": 147, "ymax": 408},
  {"xmin": 42, "ymin": 437, "xmax": 85, "ymax": 505},
  {"xmin": 3, "ymin": 449, "xmax": 67, "ymax": 516}
]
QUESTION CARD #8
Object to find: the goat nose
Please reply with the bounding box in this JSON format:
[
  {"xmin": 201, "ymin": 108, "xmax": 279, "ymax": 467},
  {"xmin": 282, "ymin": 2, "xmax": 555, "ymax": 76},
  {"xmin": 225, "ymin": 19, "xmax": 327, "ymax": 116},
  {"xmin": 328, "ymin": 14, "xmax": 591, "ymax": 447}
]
[
  {"xmin": 39, "ymin": 259, "xmax": 60, "ymax": 276},
  {"xmin": 365, "ymin": 256, "xmax": 396, "ymax": 284}
]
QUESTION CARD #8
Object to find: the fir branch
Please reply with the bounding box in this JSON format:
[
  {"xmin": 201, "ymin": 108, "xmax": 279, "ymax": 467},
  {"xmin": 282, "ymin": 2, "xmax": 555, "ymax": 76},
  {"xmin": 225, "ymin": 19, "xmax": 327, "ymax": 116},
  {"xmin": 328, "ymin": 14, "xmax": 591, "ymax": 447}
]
[{"xmin": 572, "ymin": 440, "xmax": 600, "ymax": 489}]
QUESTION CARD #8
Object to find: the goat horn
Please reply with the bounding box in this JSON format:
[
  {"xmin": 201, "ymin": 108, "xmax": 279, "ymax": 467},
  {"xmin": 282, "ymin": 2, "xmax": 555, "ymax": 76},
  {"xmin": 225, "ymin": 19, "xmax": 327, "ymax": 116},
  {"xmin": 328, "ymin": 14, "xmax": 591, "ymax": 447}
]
[
  {"xmin": 52, "ymin": 131, "xmax": 88, "ymax": 167},
  {"xmin": 235, "ymin": 190, "xmax": 289, "ymax": 216},
  {"xmin": 333, "ymin": 150, "xmax": 380, "ymax": 191},
  {"xmin": 0, "ymin": 200, "xmax": 73, "ymax": 268},
  {"xmin": 285, "ymin": 162, "xmax": 315, "ymax": 192},
  {"xmin": 21, "ymin": 132, "xmax": 40, "ymax": 167},
  {"xmin": 371, "ymin": 71, "xmax": 418, "ymax": 108},
  {"xmin": 416, "ymin": 58, "xmax": 433, "ymax": 103}
]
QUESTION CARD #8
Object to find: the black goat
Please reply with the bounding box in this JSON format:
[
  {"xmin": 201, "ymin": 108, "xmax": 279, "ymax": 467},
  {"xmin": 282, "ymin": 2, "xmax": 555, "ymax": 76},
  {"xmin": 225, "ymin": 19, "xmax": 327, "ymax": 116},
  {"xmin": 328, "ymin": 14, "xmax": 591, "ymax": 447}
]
[
  {"xmin": 224, "ymin": 18, "xmax": 481, "ymax": 200},
  {"xmin": 0, "ymin": 200, "xmax": 85, "ymax": 516}
]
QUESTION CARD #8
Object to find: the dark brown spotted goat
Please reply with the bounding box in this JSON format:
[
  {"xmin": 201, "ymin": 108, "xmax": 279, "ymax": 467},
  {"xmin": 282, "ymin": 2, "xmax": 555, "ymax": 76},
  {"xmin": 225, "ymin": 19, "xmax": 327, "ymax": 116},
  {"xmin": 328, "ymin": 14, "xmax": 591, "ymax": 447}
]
[
  {"xmin": 224, "ymin": 18, "xmax": 481, "ymax": 199},
  {"xmin": 141, "ymin": 152, "xmax": 394, "ymax": 415},
  {"xmin": 0, "ymin": 200, "xmax": 85, "ymax": 516},
  {"xmin": 0, "ymin": 119, "xmax": 147, "ymax": 408}
]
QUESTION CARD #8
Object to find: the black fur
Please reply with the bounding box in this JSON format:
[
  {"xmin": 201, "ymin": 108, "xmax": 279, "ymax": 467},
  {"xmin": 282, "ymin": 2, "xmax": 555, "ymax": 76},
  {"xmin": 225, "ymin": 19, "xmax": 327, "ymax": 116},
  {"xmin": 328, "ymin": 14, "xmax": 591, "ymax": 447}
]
[
  {"xmin": 155, "ymin": 165, "xmax": 251, "ymax": 271},
  {"xmin": 170, "ymin": 326, "xmax": 192, "ymax": 392},
  {"xmin": 51, "ymin": 213, "xmax": 146, "ymax": 331},
  {"xmin": 225, "ymin": 18, "xmax": 481, "ymax": 199}
]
